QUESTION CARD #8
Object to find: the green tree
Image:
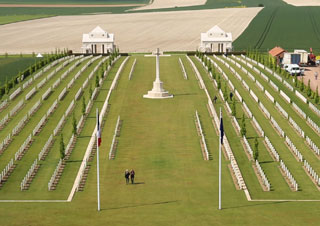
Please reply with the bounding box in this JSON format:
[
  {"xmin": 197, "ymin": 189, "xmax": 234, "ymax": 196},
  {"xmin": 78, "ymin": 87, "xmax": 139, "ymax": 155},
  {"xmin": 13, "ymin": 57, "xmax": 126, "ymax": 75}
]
[
  {"xmin": 307, "ymin": 79, "xmax": 312, "ymax": 97},
  {"xmin": 223, "ymin": 83, "xmax": 228, "ymax": 101},
  {"xmin": 60, "ymin": 134, "xmax": 65, "ymax": 160},
  {"xmin": 294, "ymin": 75, "xmax": 298, "ymax": 87},
  {"xmin": 95, "ymin": 73, "xmax": 100, "ymax": 87},
  {"xmin": 240, "ymin": 114, "xmax": 246, "ymax": 137},
  {"xmin": 254, "ymin": 137, "xmax": 259, "ymax": 161},
  {"xmin": 315, "ymin": 86, "xmax": 319, "ymax": 104},
  {"xmin": 232, "ymin": 97, "xmax": 236, "ymax": 117},
  {"xmin": 82, "ymin": 96, "xmax": 86, "ymax": 116},
  {"xmin": 208, "ymin": 61, "xmax": 212, "ymax": 72},
  {"xmin": 100, "ymin": 68, "xmax": 104, "ymax": 79},
  {"xmin": 217, "ymin": 75, "xmax": 221, "ymax": 89},
  {"xmin": 72, "ymin": 113, "xmax": 77, "ymax": 135},
  {"xmin": 300, "ymin": 77, "xmax": 304, "ymax": 92},
  {"xmin": 5, "ymin": 78, "xmax": 9, "ymax": 94},
  {"xmin": 4, "ymin": 52, "xmax": 8, "ymax": 58},
  {"xmin": 212, "ymin": 67, "xmax": 216, "ymax": 80},
  {"xmin": 89, "ymin": 85, "xmax": 93, "ymax": 99},
  {"xmin": 29, "ymin": 66, "xmax": 33, "ymax": 75}
]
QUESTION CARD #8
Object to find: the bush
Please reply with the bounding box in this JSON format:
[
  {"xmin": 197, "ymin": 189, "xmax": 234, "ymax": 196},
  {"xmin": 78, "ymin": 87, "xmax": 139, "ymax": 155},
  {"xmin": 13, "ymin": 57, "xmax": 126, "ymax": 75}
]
[
  {"xmin": 60, "ymin": 134, "xmax": 65, "ymax": 160},
  {"xmin": 254, "ymin": 137, "xmax": 259, "ymax": 161},
  {"xmin": 241, "ymin": 114, "xmax": 246, "ymax": 137}
]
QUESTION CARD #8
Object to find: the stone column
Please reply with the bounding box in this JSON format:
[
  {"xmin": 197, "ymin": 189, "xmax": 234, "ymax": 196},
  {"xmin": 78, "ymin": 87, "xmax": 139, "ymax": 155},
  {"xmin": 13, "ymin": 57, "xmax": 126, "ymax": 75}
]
[{"xmin": 156, "ymin": 48, "xmax": 160, "ymax": 82}]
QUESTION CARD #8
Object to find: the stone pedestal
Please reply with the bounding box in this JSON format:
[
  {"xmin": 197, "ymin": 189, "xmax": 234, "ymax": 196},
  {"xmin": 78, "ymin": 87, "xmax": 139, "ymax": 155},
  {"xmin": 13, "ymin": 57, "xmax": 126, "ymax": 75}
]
[{"xmin": 143, "ymin": 79, "xmax": 173, "ymax": 99}]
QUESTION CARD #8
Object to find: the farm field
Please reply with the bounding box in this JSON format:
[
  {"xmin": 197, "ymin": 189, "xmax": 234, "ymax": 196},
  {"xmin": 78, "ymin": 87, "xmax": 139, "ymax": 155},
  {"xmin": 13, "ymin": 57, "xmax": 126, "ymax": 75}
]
[
  {"xmin": 0, "ymin": 8, "xmax": 261, "ymax": 53},
  {"xmin": 0, "ymin": 0, "xmax": 148, "ymax": 5},
  {"xmin": 283, "ymin": 0, "xmax": 320, "ymax": 6},
  {"xmin": 0, "ymin": 55, "xmax": 41, "ymax": 85},
  {"xmin": 131, "ymin": 0, "xmax": 206, "ymax": 11},
  {"xmin": 233, "ymin": 4, "xmax": 320, "ymax": 52},
  {"xmin": 1, "ymin": 0, "xmax": 320, "ymax": 52},
  {"xmin": 0, "ymin": 53, "xmax": 320, "ymax": 225}
]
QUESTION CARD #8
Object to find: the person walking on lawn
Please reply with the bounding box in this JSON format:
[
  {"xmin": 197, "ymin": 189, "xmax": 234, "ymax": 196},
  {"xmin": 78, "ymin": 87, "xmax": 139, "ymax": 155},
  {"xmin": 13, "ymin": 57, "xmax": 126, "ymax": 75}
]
[
  {"xmin": 130, "ymin": 169, "xmax": 135, "ymax": 184},
  {"xmin": 125, "ymin": 169, "xmax": 130, "ymax": 185}
]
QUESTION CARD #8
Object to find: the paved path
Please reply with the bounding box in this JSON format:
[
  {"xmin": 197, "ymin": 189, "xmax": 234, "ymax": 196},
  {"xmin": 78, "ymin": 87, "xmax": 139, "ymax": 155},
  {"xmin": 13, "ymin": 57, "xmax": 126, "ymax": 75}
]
[{"xmin": 299, "ymin": 66, "xmax": 320, "ymax": 95}]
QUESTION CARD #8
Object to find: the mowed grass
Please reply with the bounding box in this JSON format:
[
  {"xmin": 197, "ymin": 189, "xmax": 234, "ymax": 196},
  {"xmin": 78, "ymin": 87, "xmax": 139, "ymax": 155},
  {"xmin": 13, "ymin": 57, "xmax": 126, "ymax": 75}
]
[{"xmin": 1, "ymin": 56, "xmax": 320, "ymax": 225}]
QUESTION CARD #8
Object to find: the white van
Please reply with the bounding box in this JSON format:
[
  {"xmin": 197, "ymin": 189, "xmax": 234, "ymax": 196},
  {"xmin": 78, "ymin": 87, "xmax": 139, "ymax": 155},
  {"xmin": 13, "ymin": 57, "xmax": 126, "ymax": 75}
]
[{"xmin": 284, "ymin": 64, "xmax": 301, "ymax": 75}]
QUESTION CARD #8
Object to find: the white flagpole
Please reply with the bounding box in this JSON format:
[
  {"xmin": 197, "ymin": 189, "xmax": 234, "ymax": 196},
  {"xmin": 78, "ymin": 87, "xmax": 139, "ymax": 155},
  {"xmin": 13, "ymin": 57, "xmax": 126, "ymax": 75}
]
[
  {"xmin": 219, "ymin": 108, "xmax": 222, "ymax": 210},
  {"xmin": 96, "ymin": 108, "xmax": 101, "ymax": 211}
]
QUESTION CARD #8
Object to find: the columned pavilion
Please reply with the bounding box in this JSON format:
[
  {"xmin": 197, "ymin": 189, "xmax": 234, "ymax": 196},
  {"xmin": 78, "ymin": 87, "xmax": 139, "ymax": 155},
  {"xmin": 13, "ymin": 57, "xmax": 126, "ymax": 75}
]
[
  {"xmin": 82, "ymin": 26, "xmax": 115, "ymax": 54},
  {"xmin": 200, "ymin": 25, "xmax": 233, "ymax": 53}
]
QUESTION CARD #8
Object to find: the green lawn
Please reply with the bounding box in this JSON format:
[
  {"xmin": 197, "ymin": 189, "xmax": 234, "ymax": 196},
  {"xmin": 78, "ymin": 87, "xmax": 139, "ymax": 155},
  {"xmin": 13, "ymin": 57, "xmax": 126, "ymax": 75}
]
[{"xmin": 0, "ymin": 55, "xmax": 320, "ymax": 225}]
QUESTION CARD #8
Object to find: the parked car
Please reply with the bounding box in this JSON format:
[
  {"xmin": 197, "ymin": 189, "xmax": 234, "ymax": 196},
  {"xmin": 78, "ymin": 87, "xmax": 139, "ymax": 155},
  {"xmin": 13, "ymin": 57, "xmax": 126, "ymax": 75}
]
[{"xmin": 284, "ymin": 64, "xmax": 301, "ymax": 75}]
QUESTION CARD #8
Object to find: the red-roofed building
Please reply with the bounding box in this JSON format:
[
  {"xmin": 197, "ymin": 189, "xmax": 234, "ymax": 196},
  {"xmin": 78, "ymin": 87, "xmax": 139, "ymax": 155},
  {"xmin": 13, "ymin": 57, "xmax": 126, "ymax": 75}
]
[{"xmin": 269, "ymin": 46, "xmax": 286, "ymax": 64}]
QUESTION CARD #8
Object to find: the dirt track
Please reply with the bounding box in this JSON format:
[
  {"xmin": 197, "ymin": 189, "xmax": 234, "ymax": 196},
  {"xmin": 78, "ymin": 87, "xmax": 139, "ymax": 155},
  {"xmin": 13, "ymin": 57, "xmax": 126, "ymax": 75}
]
[
  {"xmin": 0, "ymin": 4, "xmax": 145, "ymax": 7},
  {"xmin": 0, "ymin": 8, "xmax": 262, "ymax": 53}
]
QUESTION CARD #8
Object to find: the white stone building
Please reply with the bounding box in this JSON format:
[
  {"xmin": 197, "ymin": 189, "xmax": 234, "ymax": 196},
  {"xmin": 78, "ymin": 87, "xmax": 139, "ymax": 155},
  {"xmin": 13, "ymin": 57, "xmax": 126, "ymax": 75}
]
[
  {"xmin": 82, "ymin": 26, "xmax": 115, "ymax": 54},
  {"xmin": 200, "ymin": 25, "xmax": 232, "ymax": 53}
]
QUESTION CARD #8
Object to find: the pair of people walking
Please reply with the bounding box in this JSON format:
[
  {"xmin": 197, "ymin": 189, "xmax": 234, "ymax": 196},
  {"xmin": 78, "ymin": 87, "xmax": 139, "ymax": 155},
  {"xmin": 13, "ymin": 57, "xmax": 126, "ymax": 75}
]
[{"xmin": 125, "ymin": 169, "xmax": 135, "ymax": 184}]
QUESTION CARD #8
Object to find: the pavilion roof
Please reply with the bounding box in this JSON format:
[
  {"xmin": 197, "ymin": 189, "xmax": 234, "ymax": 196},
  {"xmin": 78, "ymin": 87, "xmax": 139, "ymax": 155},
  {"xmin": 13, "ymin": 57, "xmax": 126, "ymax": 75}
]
[
  {"xmin": 201, "ymin": 25, "xmax": 232, "ymax": 42},
  {"xmin": 82, "ymin": 26, "xmax": 114, "ymax": 43}
]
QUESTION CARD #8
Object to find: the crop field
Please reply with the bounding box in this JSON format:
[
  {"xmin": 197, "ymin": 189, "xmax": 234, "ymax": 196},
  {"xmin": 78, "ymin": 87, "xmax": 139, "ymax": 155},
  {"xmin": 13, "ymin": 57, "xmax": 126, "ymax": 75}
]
[
  {"xmin": 0, "ymin": 53, "xmax": 319, "ymax": 225},
  {"xmin": 0, "ymin": 0, "xmax": 148, "ymax": 5},
  {"xmin": 0, "ymin": 8, "xmax": 261, "ymax": 53},
  {"xmin": 1, "ymin": 0, "xmax": 320, "ymax": 52},
  {"xmin": 0, "ymin": 55, "xmax": 41, "ymax": 85}
]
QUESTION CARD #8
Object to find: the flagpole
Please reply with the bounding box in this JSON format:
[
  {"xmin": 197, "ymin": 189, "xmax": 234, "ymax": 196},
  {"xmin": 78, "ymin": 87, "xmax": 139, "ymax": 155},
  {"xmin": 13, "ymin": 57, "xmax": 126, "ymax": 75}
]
[
  {"xmin": 96, "ymin": 108, "xmax": 101, "ymax": 211},
  {"xmin": 219, "ymin": 108, "xmax": 222, "ymax": 210}
]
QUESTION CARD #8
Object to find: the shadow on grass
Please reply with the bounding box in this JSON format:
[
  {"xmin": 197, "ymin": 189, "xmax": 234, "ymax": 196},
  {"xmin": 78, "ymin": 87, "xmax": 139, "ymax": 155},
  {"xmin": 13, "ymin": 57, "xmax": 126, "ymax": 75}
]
[
  {"xmin": 174, "ymin": 93, "xmax": 197, "ymax": 96},
  {"xmin": 77, "ymin": 135, "xmax": 93, "ymax": 138},
  {"xmin": 102, "ymin": 200, "xmax": 179, "ymax": 211},
  {"xmin": 260, "ymin": 161, "xmax": 274, "ymax": 164},
  {"xmin": 66, "ymin": 160, "xmax": 83, "ymax": 163},
  {"xmin": 131, "ymin": 182, "xmax": 145, "ymax": 185},
  {"xmin": 222, "ymin": 201, "xmax": 288, "ymax": 210}
]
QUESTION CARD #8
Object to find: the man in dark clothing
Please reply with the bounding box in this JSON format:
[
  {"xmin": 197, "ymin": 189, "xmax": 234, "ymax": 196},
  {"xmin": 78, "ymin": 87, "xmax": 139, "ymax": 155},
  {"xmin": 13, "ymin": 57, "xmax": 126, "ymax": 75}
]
[
  {"xmin": 125, "ymin": 169, "xmax": 130, "ymax": 185},
  {"xmin": 230, "ymin": 92, "xmax": 233, "ymax": 101},
  {"xmin": 130, "ymin": 169, "xmax": 135, "ymax": 184},
  {"xmin": 213, "ymin": 95, "xmax": 217, "ymax": 103}
]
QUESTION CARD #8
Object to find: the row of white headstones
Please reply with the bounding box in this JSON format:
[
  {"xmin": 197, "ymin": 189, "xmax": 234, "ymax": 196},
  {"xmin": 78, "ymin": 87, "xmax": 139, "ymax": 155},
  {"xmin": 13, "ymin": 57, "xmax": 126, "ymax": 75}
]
[
  {"xmin": 3, "ymin": 55, "xmax": 109, "ymax": 191},
  {"xmin": 209, "ymin": 55, "xmax": 271, "ymax": 191},
  {"xmin": 231, "ymin": 55, "xmax": 320, "ymax": 157},
  {"xmin": 233, "ymin": 55, "xmax": 320, "ymax": 160},
  {"xmin": 0, "ymin": 56, "xmax": 79, "ymax": 152},
  {"xmin": 217, "ymin": 54, "xmax": 320, "ymax": 190},
  {"xmin": 195, "ymin": 111, "xmax": 209, "ymax": 161},
  {"xmin": 194, "ymin": 55, "xmax": 247, "ymax": 190},
  {"xmin": 75, "ymin": 55, "xmax": 124, "ymax": 192}
]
